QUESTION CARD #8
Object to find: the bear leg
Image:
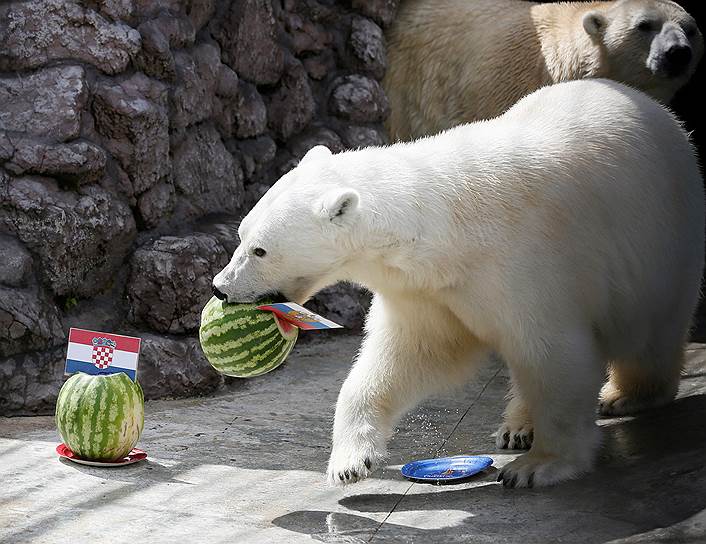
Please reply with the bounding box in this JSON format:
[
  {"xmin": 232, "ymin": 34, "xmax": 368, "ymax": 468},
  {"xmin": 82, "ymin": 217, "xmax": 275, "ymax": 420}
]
[
  {"xmin": 497, "ymin": 329, "xmax": 604, "ymax": 488},
  {"xmin": 327, "ymin": 296, "xmax": 488, "ymax": 486},
  {"xmin": 496, "ymin": 374, "xmax": 533, "ymax": 450},
  {"xmin": 599, "ymin": 351, "xmax": 683, "ymax": 417}
]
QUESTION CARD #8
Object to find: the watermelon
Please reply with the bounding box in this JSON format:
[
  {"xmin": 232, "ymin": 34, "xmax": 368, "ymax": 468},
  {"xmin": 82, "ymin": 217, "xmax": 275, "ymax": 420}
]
[
  {"xmin": 55, "ymin": 372, "xmax": 144, "ymax": 461},
  {"xmin": 199, "ymin": 297, "xmax": 299, "ymax": 378}
]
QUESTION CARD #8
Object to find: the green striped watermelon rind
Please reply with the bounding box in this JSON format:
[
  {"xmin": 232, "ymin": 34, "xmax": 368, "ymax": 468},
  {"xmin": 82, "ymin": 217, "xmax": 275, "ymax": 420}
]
[
  {"xmin": 199, "ymin": 297, "xmax": 299, "ymax": 378},
  {"xmin": 55, "ymin": 372, "xmax": 145, "ymax": 462}
]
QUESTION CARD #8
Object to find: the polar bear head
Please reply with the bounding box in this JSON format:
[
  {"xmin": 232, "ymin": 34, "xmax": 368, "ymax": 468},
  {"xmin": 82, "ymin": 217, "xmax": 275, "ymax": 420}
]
[
  {"xmin": 582, "ymin": 0, "xmax": 703, "ymax": 100},
  {"xmin": 212, "ymin": 146, "xmax": 361, "ymax": 304}
]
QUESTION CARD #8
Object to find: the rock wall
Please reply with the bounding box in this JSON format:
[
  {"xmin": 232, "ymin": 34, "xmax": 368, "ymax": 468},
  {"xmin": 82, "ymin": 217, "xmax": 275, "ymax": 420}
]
[{"xmin": 0, "ymin": 0, "xmax": 398, "ymax": 415}]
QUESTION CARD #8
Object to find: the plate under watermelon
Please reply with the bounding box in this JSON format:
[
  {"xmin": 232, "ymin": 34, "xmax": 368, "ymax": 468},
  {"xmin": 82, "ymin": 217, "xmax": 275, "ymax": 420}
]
[{"xmin": 56, "ymin": 443, "xmax": 147, "ymax": 467}]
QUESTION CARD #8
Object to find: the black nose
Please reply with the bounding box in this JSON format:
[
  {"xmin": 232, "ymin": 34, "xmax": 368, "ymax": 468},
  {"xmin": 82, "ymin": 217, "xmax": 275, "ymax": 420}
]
[
  {"xmin": 212, "ymin": 285, "xmax": 227, "ymax": 300},
  {"xmin": 665, "ymin": 44, "xmax": 692, "ymax": 72}
]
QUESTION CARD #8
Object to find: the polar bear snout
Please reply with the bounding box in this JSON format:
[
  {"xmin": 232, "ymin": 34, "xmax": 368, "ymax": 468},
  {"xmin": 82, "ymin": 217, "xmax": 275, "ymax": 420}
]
[{"xmin": 648, "ymin": 24, "xmax": 698, "ymax": 77}]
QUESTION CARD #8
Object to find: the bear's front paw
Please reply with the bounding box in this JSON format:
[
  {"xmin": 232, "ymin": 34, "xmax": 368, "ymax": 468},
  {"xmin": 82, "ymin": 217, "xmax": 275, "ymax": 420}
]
[
  {"xmin": 326, "ymin": 441, "xmax": 383, "ymax": 486},
  {"xmin": 495, "ymin": 422, "xmax": 533, "ymax": 450},
  {"xmin": 497, "ymin": 452, "xmax": 589, "ymax": 488}
]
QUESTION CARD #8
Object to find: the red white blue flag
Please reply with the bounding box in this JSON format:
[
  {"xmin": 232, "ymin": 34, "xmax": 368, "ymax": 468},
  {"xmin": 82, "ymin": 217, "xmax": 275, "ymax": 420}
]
[
  {"xmin": 65, "ymin": 328, "xmax": 141, "ymax": 381},
  {"xmin": 256, "ymin": 302, "xmax": 343, "ymax": 330}
]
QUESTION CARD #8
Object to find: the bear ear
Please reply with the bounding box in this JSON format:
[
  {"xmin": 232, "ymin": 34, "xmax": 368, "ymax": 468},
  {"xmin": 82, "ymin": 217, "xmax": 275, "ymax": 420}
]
[
  {"xmin": 317, "ymin": 188, "xmax": 360, "ymax": 226},
  {"xmin": 299, "ymin": 145, "xmax": 332, "ymax": 166},
  {"xmin": 583, "ymin": 11, "xmax": 608, "ymax": 37}
]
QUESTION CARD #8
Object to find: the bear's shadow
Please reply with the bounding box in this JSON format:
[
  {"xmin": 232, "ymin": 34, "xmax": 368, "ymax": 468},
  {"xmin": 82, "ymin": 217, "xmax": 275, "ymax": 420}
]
[{"xmin": 273, "ymin": 394, "xmax": 706, "ymax": 543}]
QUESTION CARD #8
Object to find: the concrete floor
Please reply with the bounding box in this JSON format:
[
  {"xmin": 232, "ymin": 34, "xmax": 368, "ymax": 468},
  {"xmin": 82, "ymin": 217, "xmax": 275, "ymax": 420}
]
[{"xmin": 2, "ymin": 334, "xmax": 706, "ymax": 544}]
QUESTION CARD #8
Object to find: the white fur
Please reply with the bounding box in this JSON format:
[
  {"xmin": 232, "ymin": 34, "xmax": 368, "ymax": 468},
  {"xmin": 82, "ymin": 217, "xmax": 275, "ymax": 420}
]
[{"xmin": 213, "ymin": 79, "xmax": 705, "ymax": 488}]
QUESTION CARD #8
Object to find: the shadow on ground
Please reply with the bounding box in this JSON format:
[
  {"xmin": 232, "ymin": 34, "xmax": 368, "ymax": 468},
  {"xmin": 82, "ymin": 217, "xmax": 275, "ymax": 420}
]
[{"xmin": 274, "ymin": 395, "xmax": 706, "ymax": 543}]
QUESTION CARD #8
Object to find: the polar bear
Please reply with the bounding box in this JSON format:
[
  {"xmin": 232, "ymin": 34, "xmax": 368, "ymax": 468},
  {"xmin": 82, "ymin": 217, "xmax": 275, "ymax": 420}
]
[
  {"xmin": 384, "ymin": 0, "xmax": 703, "ymax": 141},
  {"xmin": 212, "ymin": 79, "xmax": 704, "ymax": 488}
]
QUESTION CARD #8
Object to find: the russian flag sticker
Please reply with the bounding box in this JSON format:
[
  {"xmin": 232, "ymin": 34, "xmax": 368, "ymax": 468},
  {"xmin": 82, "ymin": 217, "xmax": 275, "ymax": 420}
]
[
  {"xmin": 65, "ymin": 328, "xmax": 141, "ymax": 381},
  {"xmin": 256, "ymin": 302, "xmax": 343, "ymax": 330}
]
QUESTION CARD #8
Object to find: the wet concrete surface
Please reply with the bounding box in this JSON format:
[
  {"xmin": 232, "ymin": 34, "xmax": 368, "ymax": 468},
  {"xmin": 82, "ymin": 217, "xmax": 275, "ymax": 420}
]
[{"xmin": 1, "ymin": 335, "xmax": 705, "ymax": 543}]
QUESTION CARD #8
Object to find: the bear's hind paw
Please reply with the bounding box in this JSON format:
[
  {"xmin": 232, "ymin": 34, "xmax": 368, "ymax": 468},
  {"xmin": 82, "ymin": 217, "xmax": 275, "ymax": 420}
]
[{"xmin": 495, "ymin": 423, "xmax": 534, "ymax": 450}]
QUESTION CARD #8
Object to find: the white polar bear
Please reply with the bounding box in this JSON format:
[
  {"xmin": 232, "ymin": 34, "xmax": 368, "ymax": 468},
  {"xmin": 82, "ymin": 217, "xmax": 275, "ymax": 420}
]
[{"xmin": 212, "ymin": 79, "xmax": 705, "ymax": 488}]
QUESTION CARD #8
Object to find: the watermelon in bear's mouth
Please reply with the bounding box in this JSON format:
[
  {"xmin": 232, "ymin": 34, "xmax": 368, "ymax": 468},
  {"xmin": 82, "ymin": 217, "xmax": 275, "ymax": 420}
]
[{"xmin": 199, "ymin": 297, "xmax": 299, "ymax": 378}]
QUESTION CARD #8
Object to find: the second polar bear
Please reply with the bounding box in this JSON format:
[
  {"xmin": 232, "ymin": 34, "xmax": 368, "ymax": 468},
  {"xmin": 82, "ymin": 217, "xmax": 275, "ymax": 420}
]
[
  {"xmin": 212, "ymin": 79, "xmax": 704, "ymax": 488},
  {"xmin": 385, "ymin": 0, "xmax": 703, "ymax": 141}
]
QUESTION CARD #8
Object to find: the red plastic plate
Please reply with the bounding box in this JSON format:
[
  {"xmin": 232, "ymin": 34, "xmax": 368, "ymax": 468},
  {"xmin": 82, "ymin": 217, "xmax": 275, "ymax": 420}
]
[{"xmin": 56, "ymin": 443, "xmax": 147, "ymax": 467}]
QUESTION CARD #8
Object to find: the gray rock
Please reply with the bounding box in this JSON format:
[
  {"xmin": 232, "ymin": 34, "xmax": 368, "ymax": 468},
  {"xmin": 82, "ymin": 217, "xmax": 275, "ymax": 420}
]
[
  {"xmin": 2, "ymin": 138, "xmax": 107, "ymax": 184},
  {"xmin": 0, "ymin": 345, "xmax": 66, "ymax": 415},
  {"xmin": 172, "ymin": 124, "xmax": 244, "ymax": 219},
  {"xmin": 351, "ymin": 0, "xmax": 399, "ymax": 28},
  {"xmin": 0, "ymin": 235, "xmax": 33, "ymax": 288},
  {"xmin": 219, "ymin": 81, "xmax": 267, "ymax": 140},
  {"xmin": 214, "ymin": 0, "xmax": 284, "ymax": 85},
  {"xmin": 284, "ymin": 12, "xmax": 332, "ymax": 55},
  {"xmin": 230, "ymin": 136, "xmax": 277, "ymax": 181},
  {"xmin": 85, "ymin": 0, "xmax": 135, "ymax": 22},
  {"xmin": 170, "ymin": 43, "xmax": 221, "ymax": 131},
  {"xmin": 303, "ymin": 50, "xmax": 336, "ymax": 80},
  {"xmin": 288, "ymin": 127, "xmax": 344, "ymax": 159},
  {"xmin": 150, "ymin": 10, "xmax": 196, "ymax": 49},
  {"xmin": 0, "ymin": 0, "xmax": 141, "ymax": 75},
  {"xmin": 349, "ymin": 16, "xmax": 387, "ymax": 80},
  {"xmin": 329, "ymin": 75, "xmax": 389, "ymax": 123},
  {"xmin": 0, "ymin": 66, "xmax": 87, "ymax": 142},
  {"xmin": 135, "ymin": 19, "xmax": 175, "ymax": 80},
  {"xmin": 267, "ymin": 58, "xmax": 316, "ymax": 140},
  {"xmin": 137, "ymin": 180, "xmax": 176, "ymax": 229},
  {"xmin": 136, "ymin": 332, "xmax": 224, "ymax": 399},
  {"xmin": 339, "ymin": 125, "xmax": 388, "ymax": 149},
  {"xmin": 93, "ymin": 73, "xmax": 170, "ymax": 195},
  {"xmin": 216, "ymin": 64, "xmax": 240, "ymax": 99},
  {"xmin": 127, "ymin": 234, "xmax": 229, "ymax": 334},
  {"xmin": 0, "ymin": 286, "xmax": 65, "ymax": 358},
  {"xmin": 307, "ymin": 283, "xmax": 371, "ymax": 330},
  {"xmin": 135, "ymin": 0, "xmax": 214, "ymax": 30},
  {"xmin": 2, "ymin": 176, "xmax": 137, "ymax": 297}
]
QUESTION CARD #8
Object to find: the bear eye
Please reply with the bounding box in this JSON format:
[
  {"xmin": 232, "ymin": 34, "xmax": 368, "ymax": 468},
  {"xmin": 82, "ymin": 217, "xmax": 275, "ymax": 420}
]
[
  {"xmin": 253, "ymin": 247, "xmax": 267, "ymax": 258},
  {"xmin": 637, "ymin": 19, "xmax": 658, "ymax": 32}
]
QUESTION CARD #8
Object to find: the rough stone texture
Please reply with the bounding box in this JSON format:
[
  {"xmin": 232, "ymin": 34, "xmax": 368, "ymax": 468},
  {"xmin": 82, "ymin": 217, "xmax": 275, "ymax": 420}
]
[
  {"xmin": 136, "ymin": 332, "xmax": 224, "ymax": 398},
  {"xmin": 267, "ymin": 58, "xmax": 316, "ymax": 141},
  {"xmin": 127, "ymin": 234, "xmax": 229, "ymax": 334},
  {"xmin": 2, "ymin": 138, "xmax": 107, "ymax": 183},
  {"xmin": 0, "ymin": 0, "xmax": 141, "ymax": 75},
  {"xmin": 214, "ymin": 0, "xmax": 285, "ymax": 85},
  {"xmin": 330, "ymin": 75, "xmax": 390, "ymax": 123},
  {"xmin": 1, "ymin": 176, "xmax": 136, "ymax": 297},
  {"xmin": 0, "ymin": 236, "xmax": 33, "ymax": 288},
  {"xmin": 307, "ymin": 284, "xmax": 372, "ymax": 330},
  {"xmin": 352, "ymin": 0, "xmax": 399, "ymax": 27},
  {"xmin": 349, "ymin": 17, "xmax": 387, "ymax": 80},
  {"xmin": 172, "ymin": 124, "xmax": 244, "ymax": 219},
  {"xmin": 0, "ymin": 66, "xmax": 87, "ymax": 142},
  {"xmin": 0, "ymin": 287, "xmax": 64, "ymax": 358},
  {"xmin": 0, "ymin": 0, "xmax": 397, "ymax": 414},
  {"xmin": 93, "ymin": 73, "xmax": 170, "ymax": 196}
]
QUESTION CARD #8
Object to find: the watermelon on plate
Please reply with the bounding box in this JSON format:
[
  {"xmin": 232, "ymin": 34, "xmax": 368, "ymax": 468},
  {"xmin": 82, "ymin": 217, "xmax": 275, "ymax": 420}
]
[
  {"xmin": 199, "ymin": 297, "xmax": 299, "ymax": 378},
  {"xmin": 55, "ymin": 372, "xmax": 144, "ymax": 461}
]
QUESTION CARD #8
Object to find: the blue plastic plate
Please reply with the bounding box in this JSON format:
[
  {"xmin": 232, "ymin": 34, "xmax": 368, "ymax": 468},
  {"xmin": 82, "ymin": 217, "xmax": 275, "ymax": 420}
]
[{"xmin": 401, "ymin": 455, "xmax": 493, "ymax": 483}]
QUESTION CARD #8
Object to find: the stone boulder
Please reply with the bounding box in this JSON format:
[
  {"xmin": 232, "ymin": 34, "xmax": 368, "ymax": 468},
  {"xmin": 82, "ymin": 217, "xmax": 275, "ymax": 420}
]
[
  {"xmin": 0, "ymin": 345, "xmax": 66, "ymax": 415},
  {"xmin": 351, "ymin": 0, "xmax": 399, "ymax": 27},
  {"xmin": 216, "ymin": 81, "xmax": 268, "ymax": 140},
  {"xmin": 0, "ymin": 235, "xmax": 33, "ymax": 288},
  {"xmin": 93, "ymin": 73, "xmax": 170, "ymax": 195},
  {"xmin": 266, "ymin": 58, "xmax": 316, "ymax": 141},
  {"xmin": 172, "ymin": 124, "xmax": 244, "ymax": 219},
  {"xmin": 2, "ymin": 137, "xmax": 107, "ymax": 184},
  {"xmin": 0, "ymin": 286, "xmax": 65, "ymax": 358},
  {"xmin": 2, "ymin": 176, "xmax": 137, "ymax": 297},
  {"xmin": 329, "ymin": 75, "xmax": 389, "ymax": 123},
  {"xmin": 338, "ymin": 125, "xmax": 388, "ymax": 149},
  {"xmin": 170, "ymin": 43, "xmax": 221, "ymax": 132},
  {"xmin": 0, "ymin": 0, "xmax": 141, "ymax": 75},
  {"xmin": 127, "ymin": 234, "xmax": 229, "ymax": 334},
  {"xmin": 349, "ymin": 16, "xmax": 387, "ymax": 80},
  {"xmin": 214, "ymin": 0, "xmax": 285, "ymax": 85},
  {"xmin": 0, "ymin": 66, "xmax": 87, "ymax": 142},
  {"xmin": 137, "ymin": 333, "xmax": 224, "ymax": 399},
  {"xmin": 307, "ymin": 284, "xmax": 371, "ymax": 330}
]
